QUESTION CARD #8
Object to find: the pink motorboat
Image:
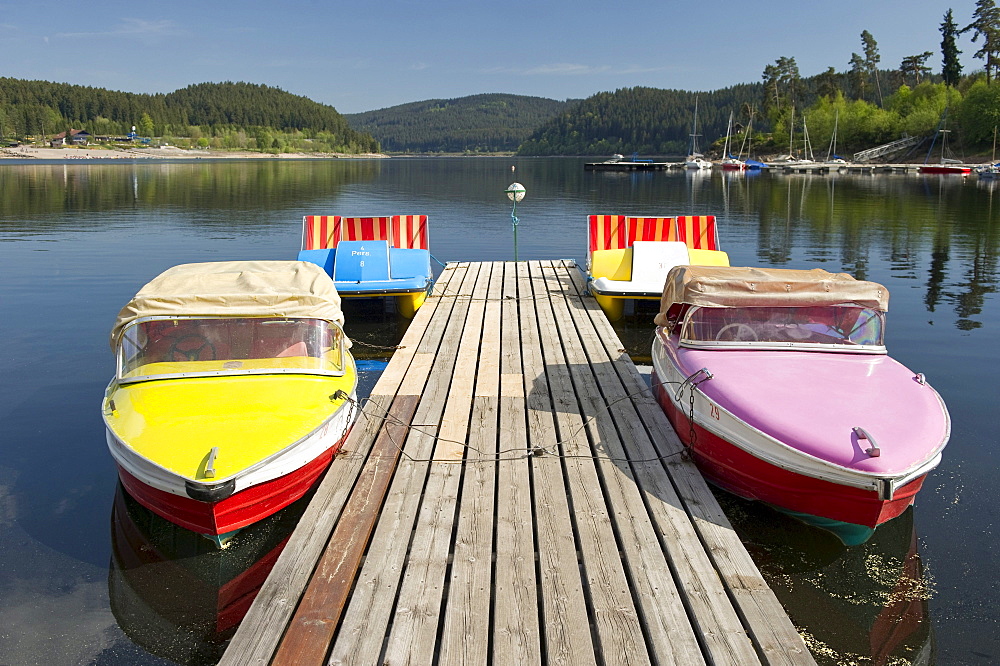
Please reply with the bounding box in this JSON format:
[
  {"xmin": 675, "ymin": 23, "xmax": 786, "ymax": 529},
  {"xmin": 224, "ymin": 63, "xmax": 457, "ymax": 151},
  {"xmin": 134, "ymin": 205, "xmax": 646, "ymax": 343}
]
[{"xmin": 650, "ymin": 266, "xmax": 950, "ymax": 544}]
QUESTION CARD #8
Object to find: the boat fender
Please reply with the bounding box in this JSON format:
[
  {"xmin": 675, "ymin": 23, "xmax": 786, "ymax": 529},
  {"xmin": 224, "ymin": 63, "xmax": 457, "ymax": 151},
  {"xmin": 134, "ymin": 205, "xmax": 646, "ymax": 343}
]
[{"xmin": 185, "ymin": 478, "xmax": 236, "ymax": 502}]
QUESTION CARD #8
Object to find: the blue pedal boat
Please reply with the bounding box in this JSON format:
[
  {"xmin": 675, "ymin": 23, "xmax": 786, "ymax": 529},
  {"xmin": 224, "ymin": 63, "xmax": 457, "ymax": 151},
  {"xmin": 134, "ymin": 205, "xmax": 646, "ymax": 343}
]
[{"xmin": 297, "ymin": 215, "xmax": 433, "ymax": 317}]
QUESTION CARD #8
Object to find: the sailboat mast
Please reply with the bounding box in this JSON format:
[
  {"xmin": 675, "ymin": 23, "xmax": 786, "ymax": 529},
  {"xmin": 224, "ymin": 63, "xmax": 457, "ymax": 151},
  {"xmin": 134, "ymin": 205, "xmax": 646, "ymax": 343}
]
[
  {"xmin": 723, "ymin": 111, "xmax": 733, "ymax": 158},
  {"xmin": 789, "ymin": 106, "xmax": 795, "ymax": 157},
  {"xmin": 689, "ymin": 97, "xmax": 701, "ymax": 155},
  {"xmin": 827, "ymin": 110, "xmax": 839, "ymax": 161}
]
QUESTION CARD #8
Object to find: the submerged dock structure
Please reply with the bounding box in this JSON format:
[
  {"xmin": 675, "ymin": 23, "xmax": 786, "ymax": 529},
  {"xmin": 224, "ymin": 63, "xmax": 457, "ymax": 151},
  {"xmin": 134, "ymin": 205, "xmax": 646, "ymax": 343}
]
[{"xmin": 220, "ymin": 260, "xmax": 815, "ymax": 665}]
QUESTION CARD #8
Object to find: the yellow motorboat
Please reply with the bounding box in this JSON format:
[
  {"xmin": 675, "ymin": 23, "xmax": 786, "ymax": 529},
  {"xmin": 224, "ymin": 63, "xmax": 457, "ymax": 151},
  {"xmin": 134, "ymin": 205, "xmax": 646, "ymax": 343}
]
[{"xmin": 103, "ymin": 261, "xmax": 358, "ymax": 546}]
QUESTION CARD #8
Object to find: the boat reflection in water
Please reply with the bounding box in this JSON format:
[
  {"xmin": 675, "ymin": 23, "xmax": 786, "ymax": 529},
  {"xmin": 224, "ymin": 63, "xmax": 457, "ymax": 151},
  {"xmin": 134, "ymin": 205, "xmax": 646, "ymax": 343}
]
[
  {"xmin": 108, "ymin": 483, "xmax": 309, "ymax": 665},
  {"xmin": 721, "ymin": 494, "xmax": 934, "ymax": 665}
]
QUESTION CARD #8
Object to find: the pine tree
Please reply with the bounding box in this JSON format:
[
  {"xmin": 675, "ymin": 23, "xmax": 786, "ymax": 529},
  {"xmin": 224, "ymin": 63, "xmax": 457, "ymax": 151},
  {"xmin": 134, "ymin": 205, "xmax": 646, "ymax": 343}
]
[
  {"xmin": 941, "ymin": 9, "xmax": 964, "ymax": 86},
  {"xmin": 849, "ymin": 53, "xmax": 868, "ymax": 100},
  {"xmin": 861, "ymin": 30, "xmax": 883, "ymax": 105},
  {"xmin": 901, "ymin": 52, "xmax": 934, "ymax": 86},
  {"xmin": 962, "ymin": 0, "xmax": 1000, "ymax": 83}
]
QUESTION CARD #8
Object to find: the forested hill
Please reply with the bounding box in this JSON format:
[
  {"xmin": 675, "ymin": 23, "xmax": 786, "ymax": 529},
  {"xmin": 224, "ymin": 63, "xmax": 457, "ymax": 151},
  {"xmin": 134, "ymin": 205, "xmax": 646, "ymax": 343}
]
[
  {"xmin": 163, "ymin": 83, "xmax": 363, "ymax": 134},
  {"xmin": 0, "ymin": 79, "xmax": 379, "ymax": 152},
  {"xmin": 517, "ymin": 85, "xmax": 763, "ymax": 156},
  {"xmin": 344, "ymin": 94, "xmax": 571, "ymax": 153}
]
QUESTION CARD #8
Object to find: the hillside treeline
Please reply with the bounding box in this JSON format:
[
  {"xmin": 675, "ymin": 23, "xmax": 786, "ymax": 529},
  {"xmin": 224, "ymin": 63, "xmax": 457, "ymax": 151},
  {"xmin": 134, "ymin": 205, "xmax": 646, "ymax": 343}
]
[
  {"xmin": 345, "ymin": 94, "xmax": 570, "ymax": 153},
  {"xmin": 517, "ymin": 85, "xmax": 762, "ymax": 156},
  {"xmin": 520, "ymin": 7, "xmax": 1000, "ymax": 158},
  {"xmin": 517, "ymin": 77, "xmax": 1000, "ymax": 160},
  {"xmin": 0, "ymin": 79, "xmax": 379, "ymax": 153}
]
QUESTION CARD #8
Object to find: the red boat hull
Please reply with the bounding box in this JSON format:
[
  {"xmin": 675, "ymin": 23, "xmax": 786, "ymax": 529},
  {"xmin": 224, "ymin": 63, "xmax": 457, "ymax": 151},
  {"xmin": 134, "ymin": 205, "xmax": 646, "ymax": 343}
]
[
  {"xmin": 918, "ymin": 165, "xmax": 970, "ymax": 174},
  {"xmin": 652, "ymin": 375, "xmax": 924, "ymax": 529},
  {"xmin": 116, "ymin": 433, "xmax": 347, "ymax": 537}
]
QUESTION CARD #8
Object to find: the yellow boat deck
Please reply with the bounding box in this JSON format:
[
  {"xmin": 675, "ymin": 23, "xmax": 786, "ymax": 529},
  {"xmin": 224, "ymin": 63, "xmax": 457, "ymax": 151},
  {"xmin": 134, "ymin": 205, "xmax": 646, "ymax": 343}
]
[{"xmin": 105, "ymin": 362, "xmax": 356, "ymax": 481}]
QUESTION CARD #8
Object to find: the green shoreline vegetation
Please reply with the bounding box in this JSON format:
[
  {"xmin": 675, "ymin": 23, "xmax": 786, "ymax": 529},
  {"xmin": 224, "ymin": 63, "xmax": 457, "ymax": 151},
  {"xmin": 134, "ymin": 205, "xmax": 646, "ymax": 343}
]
[{"xmin": 3, "ymin": 5, "xmax": 1000, "ymax": 159}]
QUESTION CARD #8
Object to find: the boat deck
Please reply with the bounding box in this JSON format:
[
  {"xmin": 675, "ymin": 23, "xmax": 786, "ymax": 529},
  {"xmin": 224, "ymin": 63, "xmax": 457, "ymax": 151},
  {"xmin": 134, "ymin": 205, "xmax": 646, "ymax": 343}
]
[{"xmin": 219, "ymin": 260, "xmax": 815, "ymax": 666}]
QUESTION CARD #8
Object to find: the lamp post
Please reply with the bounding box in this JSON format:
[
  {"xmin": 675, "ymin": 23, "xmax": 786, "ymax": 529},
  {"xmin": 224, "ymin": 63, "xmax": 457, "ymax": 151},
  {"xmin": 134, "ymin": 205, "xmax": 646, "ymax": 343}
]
[{"xmin": 505, "ymin": 181, "xmax": 526, "ymax": 261}]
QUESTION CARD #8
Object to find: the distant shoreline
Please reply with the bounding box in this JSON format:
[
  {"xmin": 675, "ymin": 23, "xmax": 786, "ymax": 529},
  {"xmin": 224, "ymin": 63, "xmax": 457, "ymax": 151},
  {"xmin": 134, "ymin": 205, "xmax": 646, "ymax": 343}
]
[
  {"xmin": 0, "ymin": 145, "xmax": 388, "ymax": 161},
  {"xmin": 4, "ymin": 146, "xmax": 995, "ymax": 165}
]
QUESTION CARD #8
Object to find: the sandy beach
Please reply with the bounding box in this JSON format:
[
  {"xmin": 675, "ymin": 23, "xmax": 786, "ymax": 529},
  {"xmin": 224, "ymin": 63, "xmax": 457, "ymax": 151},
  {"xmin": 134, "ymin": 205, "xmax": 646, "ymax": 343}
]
[{"xmin": 0, "ymin": 145, "xmax": 387, "ymax": 161}]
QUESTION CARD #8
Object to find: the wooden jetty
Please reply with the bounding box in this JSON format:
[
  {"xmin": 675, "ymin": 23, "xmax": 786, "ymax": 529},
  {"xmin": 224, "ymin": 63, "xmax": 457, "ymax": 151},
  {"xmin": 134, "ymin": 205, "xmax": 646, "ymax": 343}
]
[
  {"xmin": 584, "ymin": 160, "xmax": 680, "ymax": 171},
  {"xmin": 219, "ymin": 260, "xmax": 816, "ymax": 666}
]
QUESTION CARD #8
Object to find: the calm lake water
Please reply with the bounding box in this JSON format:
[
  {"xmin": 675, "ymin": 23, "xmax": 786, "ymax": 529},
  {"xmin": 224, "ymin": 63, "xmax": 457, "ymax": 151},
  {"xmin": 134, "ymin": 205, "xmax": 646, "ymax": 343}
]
[{"xmin": 0, "ymin": 157, "xmax": 997, "ymax": 665}]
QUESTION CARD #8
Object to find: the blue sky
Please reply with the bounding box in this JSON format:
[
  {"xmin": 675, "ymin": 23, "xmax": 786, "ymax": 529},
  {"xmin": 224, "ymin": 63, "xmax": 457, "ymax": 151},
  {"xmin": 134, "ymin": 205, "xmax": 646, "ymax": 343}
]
[{"xmin": 0, "ymin": 1, "xmax": 983, "ymax": 114}]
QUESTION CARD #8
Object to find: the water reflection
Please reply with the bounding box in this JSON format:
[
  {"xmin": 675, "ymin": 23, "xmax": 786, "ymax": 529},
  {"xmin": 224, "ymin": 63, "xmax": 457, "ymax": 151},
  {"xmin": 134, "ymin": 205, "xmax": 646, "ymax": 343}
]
[
  {"xmin": 108, "ymin": 484, "xmax": 309, "ymax": 665},
  {"xmin": 0, "ymin": 160, "xmax": 381, "ymax": 223},
  {"xmin": 1, "ymin": 158, "xmax": 997, "ymax": 664},
  {"xmin": 722, "ymin": 496, "xmax": 934, "ymax": 666}
]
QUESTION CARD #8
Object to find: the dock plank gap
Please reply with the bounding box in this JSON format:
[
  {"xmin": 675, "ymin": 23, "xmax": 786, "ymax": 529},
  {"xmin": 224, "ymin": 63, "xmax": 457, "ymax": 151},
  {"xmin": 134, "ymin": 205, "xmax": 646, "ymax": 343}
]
[{"xmin": 220, "ymin": 260, "xmax": 816, "ymax": 666}]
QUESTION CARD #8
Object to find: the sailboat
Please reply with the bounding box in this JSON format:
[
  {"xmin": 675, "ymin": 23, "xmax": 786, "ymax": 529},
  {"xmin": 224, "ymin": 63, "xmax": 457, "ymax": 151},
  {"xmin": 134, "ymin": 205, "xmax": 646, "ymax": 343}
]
[
  {"xmin": 685, "ymin": 97, "xmax": 712, "ymax": 170},
  {"xmin": 919, "ymin": 115, "xmax": 970, "ymax": 175},
  {"xmin": 799, "ymin": 115, "xmax": 815, "ymax": 163},
  {"xmin": 736, "ymin": 109, "xmax": 768, "ymax": 171},
  {"xmin": 769, "ymin": 107, "xmax": 801, "ymax": 165},
  {"xmin": 718, "ymin": 111, "xmax": 746, "ymax": 171},
  {"xmin": 825, "ymin": 110, "xmax": 849, "ymax": 166}
]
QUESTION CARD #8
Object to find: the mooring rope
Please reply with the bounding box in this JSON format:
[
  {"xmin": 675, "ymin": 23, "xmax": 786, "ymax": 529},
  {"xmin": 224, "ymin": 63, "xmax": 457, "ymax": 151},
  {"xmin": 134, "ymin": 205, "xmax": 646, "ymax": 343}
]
[{"xmin": 339, "ymin": 376, "xmax": 691, "ymax": 465}]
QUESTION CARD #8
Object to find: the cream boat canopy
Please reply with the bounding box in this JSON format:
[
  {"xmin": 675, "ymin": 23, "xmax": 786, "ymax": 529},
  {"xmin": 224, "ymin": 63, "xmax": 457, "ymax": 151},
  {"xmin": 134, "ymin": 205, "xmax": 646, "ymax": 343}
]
[
  {"xmin": 111, "ymin": 260, "xmax": 346, "ymax": 350},
  {"xmin": 654, "ymin": 265, "xmax": 890, "ymax": 328}
]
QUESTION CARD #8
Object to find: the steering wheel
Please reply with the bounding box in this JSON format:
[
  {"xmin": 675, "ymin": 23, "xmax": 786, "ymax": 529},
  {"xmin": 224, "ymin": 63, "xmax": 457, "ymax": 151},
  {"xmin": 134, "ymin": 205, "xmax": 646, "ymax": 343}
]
[
  {"xmin": 715, "ymin": 323, "xmax": 758, "ymax": 342},
  {"xmin": 168, "ymin": 334, "xmax": 217, "ymax": 361}
]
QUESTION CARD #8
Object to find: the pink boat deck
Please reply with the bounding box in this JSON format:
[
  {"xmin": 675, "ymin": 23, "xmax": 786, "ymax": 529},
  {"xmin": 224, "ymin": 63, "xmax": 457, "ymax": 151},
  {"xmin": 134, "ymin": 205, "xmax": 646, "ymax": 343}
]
[{"xmin": 671, "ymin": 345, "xmax": 949, "ymax": 474}]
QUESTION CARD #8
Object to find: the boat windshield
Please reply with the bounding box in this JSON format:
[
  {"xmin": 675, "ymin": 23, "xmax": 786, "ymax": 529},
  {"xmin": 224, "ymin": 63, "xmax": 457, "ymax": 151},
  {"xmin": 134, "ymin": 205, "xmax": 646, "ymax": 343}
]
[
  {"xmin": 679, "ymin": 305, "xmax": 885, "ymax": 351},
  {"xmin": 116, "ymin": 316, "xmax": 347, "ymax": 382}
]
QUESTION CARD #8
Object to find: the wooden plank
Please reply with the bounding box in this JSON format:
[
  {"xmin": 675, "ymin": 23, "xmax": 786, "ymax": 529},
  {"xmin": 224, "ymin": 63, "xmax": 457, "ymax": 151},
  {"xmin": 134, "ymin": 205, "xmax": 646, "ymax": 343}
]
[
  {"xmin": 270, "ymin": 393, "xmax": 420, "ymax": 666},
  {"xmin": 218, "ymin": 396, "xmax": 389, "ymax": 666},
  {"xmin": 431, "ymin": 261, "xmax": 492, "ymax": 461},
  {"xmin": 414, "ymin": 262, "xmax": 471, "ymax": 356},
  {"xmin": 438, "ymin": 262, "xmax": 504, "ymax": 666},
  {"xmin": 490, "ymin": 262, "xmax": 542, "ymax": 665},
  {"xmin": 558, "ymin": 261, "xmax": 815, "ymax": 666},
  {"xmin": 326, "ymin": 426, "xmax": 439, "ymax": 666},
  {"xmin": 327, "ymin": 263, "xmax": 483, "ymax": 665},
  {"xmin": 517, "ymin": 261, "xmax": 598, "ymax": 666},
  {"xmin": 528, "ymin": 261, "xmax": 652, "ymax": 666},
  {"xmin": 372, "ymin": 261, "xmax": 466, "ymax": 396},
  {"xmin": 411, "ymin": 262, "xmax": 479, "ymax": 427},
  {"xmin": 380, "ymin": 262, "xmax": 493, "ymax": 664},
  {"xmin": 537, "ymin": 261, "xmax": 709, "ymax": 664}
]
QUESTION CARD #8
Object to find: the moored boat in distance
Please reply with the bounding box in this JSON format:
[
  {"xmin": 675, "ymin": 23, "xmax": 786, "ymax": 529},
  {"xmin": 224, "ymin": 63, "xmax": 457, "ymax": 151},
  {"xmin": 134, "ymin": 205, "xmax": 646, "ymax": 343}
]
[
  {"xmin": 976, "ymin": 162, "xmax": 1000, "ymax": 178},
  {"xmin": 717, "ymin": 112, "xmax": 746, "ymax": 170},
  {"xmin": 919, "ymin": 126, "xmax": 969, "ymax": 174},
  {"xmin": 298, "ymin": 214, "xmax": 433, "ymax": 317},
  {"xmin": 650, "ymin": 265, "xmax": 950, "ymax": 545},
  {"xmin": 103, "ymin": 261, "xmax": 359, "ymax": 547},
  {"xmin": 685, "ymin": 97, "xmax": 712, "ymax": 170},
  {"xmin": 718, "ymin": 157, "xmax": 746, "ymax": 171},
  {"xmin": 918, "ymin": 162, "xmax": 971, "ymax": 175}
]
